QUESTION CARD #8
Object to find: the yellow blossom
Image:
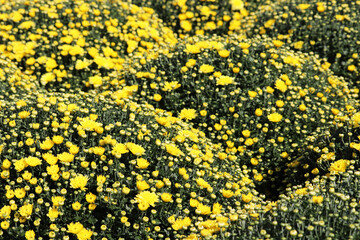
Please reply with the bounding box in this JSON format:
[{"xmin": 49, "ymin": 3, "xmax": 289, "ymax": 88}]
[
  {"xmin": 70, "ymin": 174, "xmax": 89, "ymax": 190},
  {"xmin": 268, "ymin": 113, "xmax": 283, "ymax": 123},
  {"xmin": 216, "ymin": 76, "xmax": 234, "ymax": 86}
]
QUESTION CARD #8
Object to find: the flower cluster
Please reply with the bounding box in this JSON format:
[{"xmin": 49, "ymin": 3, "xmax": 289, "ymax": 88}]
[
  {"xmin": 0, "ymin": 0, "xmax": 177, "ymax": 91},
  {"xmin": 131, "ymin": 0, "xmax": 249, "ymax": 36},
  {"xmin": 241, "ymin": 0, "xmax": 360, "ymax": 82},
  {"xmin": 125, "ymin": 34, "xmax": 356, "ymax": 195},
  {"xmin": 0, "ymin": 89, "xmax": 261, "ymax": 239}
]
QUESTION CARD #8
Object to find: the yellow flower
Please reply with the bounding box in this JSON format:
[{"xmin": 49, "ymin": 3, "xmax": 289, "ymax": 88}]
[
  {"xmin": 186, "ymin": 44, "xmax": 201, "ymax": 54},
  {"xmin": 0, "ymin": 221, "xmax": 10, "ymax": 230},
  {"xmin": 178, "ymin": 168, "xmax": 187, "ymax": 176},
  {"xmin": 91, "ymin": 146, "xmax": 105, "ymax": 156},
  {"xmin": 75, "ymin": 59, "xmax": 92, "ymax": 70},
  {"xmin": 85, "ymin": 193, "xmax": 96, "ymax": 203},
  {"xmin": 268, "ymin": 113, "xmax": 283, "ymax": 123},
  {"xmin": 196, "ymin": 178, "xmax": 211, "ymax": 189},
  {"xmin": 14, "ymin": 159, "xmax": 28, "ymax": 172},
  {"xmin": 43, "ymin": 153, "xmax": 58, "ymax": 165},
  {"xmin": 165, "ymin": 143, "xmax": 184, "ymax": 157},
  {"xmin": 312, "ymin": 195, "xmax": 324, "ymax": 204},
  {"xmin": 255, "ymin": 108, "xmax": 263, "ymax": 116},
  {"xmin": 335, "ymin": 15, "xmax": 345, "ymax": 21},
  {"xmin": 186, "ymin": 59, "xmax": 197, "ymax": 67},
  {"xmin": 348, "ymin": 65, "xmax": 356, "ymax": 72},
  {"xmin": 230, "ymin": 0, "xmax": 244, "ymax": 10},
  {"xmin": 0, "ymin": 205, "xmax": 11, "ymax": 219},
  {"xmin": 70, "ymin": 174, "xmax": 89, "ymax": 190},
  {"xmin": 254, "ymin": 174, "xmax": 263, "ymax": 181},
  {"xmin": 153, "ymin": 94, "xmax": 162, "ymax": 101},
  {"xmin": 77, "ymin": 228, "xmax": 93, "ymax": 240},
  {"xmin": 218, "ymin": 49, "xmax": 230, "ymax": 58},
  {"xmin": 126, "ymin": 142, "xmax": 145, "ymax": 156},
  {"xmin": 180, "ymin": 20, "xmax": 192, "ymax": 32},
  {"xmin": 67, "ymin": 222, "xmax": 84, "ymax": 234},
  {"xmin": 199, "ymin": 64, "xmax": 214, "ymax": 73},
  {"xmin": 266, "ymin": 86, "xmax": 275, "ymax": 94},
  {"xmin": 25, "ymin": 230, "xmax": 35, "ymax": 240},
  {"xmin": 89, "ymin": 76, "xmax": 103, "ymax": 88},
  {"xmin": 242, "ymin": 193, "xmax": 253, "ymax": 203},
  {"xmin": 40, "ymin": 72, "xmax": 56, "ymax": 86},
  {"xmin": 293, "ymin": 41, "xmax": 304, "ymax": 50},
  {"xmin": 212, "ymin": 202, "xmax": 222, "ymax": 214},
  {"xmin": 275, "ymin": 79, "xmax": 287, "ymax": 92},
  {"xmin": 58, "ymin": 152, "xmax": 74, "ymax": 163},
  {"xmin": 196, "ymin": 203, "xmax": 211, "ymax": 215},
  {"xmin": 19, "ymin": 204, "xmax": 33, "ymax": 217},
  {"xmin": 222, "ymin": 189, "xmax": 234, "ymax": 198},
  {"xmin": 18, "ymin": 111, "xmax": 30, "ymax": 119},
  {"xmin": 276, "ymin": 100, "xmax": 285, "ymax": 108},
  {"xmin": 297, "ymin": 4, "xmax": 311, "ymax": 10},
  {"xmin": 96, "ymin": 175, "xmax": 107, "ymax": 185},
  {"xmin": 40, "ymin": 139, "xmax": 54, "ymax": 150},
  {"xmin": 72, "ymin": 202, "xmax": 82, "ymax": 211},
  {"xmin": 111, "ymin": 143, "xmax": 128, "ymax": 157},
  {"xmin": 273, "ymin": 40, "xmax": 284, "ymax": 48},
  {"xmin": 299, "ymin": 104, "xmax": 307, "ymax": 111},
  {"xmin": 248, "ymin": 91, "xmax": 257, "ymax": 98},
  {"xmin": 79, "ymin": 117, "xmax": 101, "ymax": 131},
  {"xmin": 48, "ymin": 207, "xmax": 59, "ymax": 220},
  {"xmin": 24, "ymin": 156, "xmax": 42, "ymax": 167},
  {"xmin": 120, "ymin": 216, "xmax": 128, "ymax": 223},
  {"xmin": 328, "ymin": 159, "xmax": 350, "ymax": 174},
  {"xmin": 136, "ymin": 180, "xmax": 150, "ymax": 191},
  {"xmin": 19, "ymin": 21, "xmax": 35, "ymax": 29},
  {"xmin": 47, "ymin": 165, "xmax": 59, "ymax": 176},
  {"xmin": 216, "ymin": 76, "xmax": 234, "ymax": 86},
  {"xmin": 12, "ymin": 11, "xmax": 23, "ymax": 22},
  {"xmin": 162, "ymin": 81, "xmax": 181, "ymax": 91},
  {"xmin": 135, "ymin": 191, "xmax": 159, "ymax": 210},
  {"xmin": 52, "ymin": 135, "xmax": 64, "ymax": 144},
  {"xmin": 136, "ymin": 158, "xmax": 150, "ymax": 169},
  {"xmin": 283, "ymin": 56, "xmax": 301, "ymax": 67},
  {"xmin": 179, "ymin": 108, "xmax": 197, "ymax": 121},
  {"xmin": 295, "ymin": 188, "xmax": 308, "ymax": 195},
  {"xmin": 161, "ymin": 193, "xmax": 173, "ymax": 202},
  {"xmin": 317, "ymin": 2, "xmax": 325, "ymax": 12},
  {"xmin": 52, "ymin": 196, "xmax": 65, "ymax": 207}
]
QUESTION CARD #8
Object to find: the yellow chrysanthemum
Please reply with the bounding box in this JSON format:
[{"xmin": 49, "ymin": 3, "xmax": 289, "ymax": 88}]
[
  {"xmin": 179, "ymin": 108, "xmax": 197, "ymax": 121},
  {"xmin": 268, "ymin": 113, "xmax": 283, "ymax": 123},
  {"xmin": 216, "ymin": 76, "xmax": 234, "ymax": 86},
  {"xmin": 134, "ymin": 191, "xmax": 159, "ymax": 211},
  {"xmin": 70, "ymin": 174, "xmax": 89, "ymax": 190}
]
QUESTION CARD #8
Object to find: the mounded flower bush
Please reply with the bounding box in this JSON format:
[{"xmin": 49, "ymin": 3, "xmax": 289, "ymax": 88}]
[
  {"xmin": 240, "ymin": 0, "xmax": 360, "ymax": 83},
  {"xmin": 282, "ymin": 102, "xmax": 360, "ymax": 188},
  {"xmin": 130, "ymin": 0, "xmax": 250, "ymax": 37},
  {"xmin": 0, "ymin": 0, "xmax": 177, "ymax": 91},
  {"xmin": 125, "ymin": 34, "xmax": 357, "ymax": 194},
  {"xmin": 228, "ymin": 169, "xmax": 360, "ymax": 239},
  {"xmin": 0, "ymin": 89, "xmax": 265, "ymax": 239}
]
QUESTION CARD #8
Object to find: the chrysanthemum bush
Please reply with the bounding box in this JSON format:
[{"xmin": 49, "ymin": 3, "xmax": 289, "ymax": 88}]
[
  {"xmin": 0, "ymin": 89, "xmax": 266, "ymax": 239},
  {"xmin": 125, "ymin": 34, "xmax": 357, "ymax": 193},
  {"xmin": 130, "ymin": 0, "xmax": 250, "ymax": 37},
  {"xmin": 282, "ymin": 103, "xmax": 360, "ymax": 188},
  {"xmin": 0, "ymin": 0, "xmax": 177, "ymax": 91},
  {"xmin": 240, "ymin": 0, "xmax": 360, "ymax": 83},
  {"xmin": 226, "ymin": 169, "xmax": 360, "ymax": 239}
]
